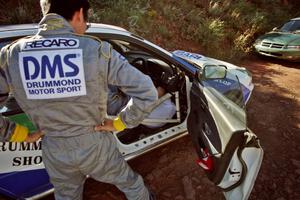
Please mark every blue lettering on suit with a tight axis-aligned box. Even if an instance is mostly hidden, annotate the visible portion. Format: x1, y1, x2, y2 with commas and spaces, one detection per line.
23, 54, 79, 80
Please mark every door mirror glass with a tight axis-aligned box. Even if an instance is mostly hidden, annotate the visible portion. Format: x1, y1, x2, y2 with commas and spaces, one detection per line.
272, 27, 279, 32
200, 65, 227, 80
293, 30, 300, 34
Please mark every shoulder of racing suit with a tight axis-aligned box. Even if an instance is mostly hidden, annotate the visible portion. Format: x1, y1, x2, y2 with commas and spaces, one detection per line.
71, 33, 112, 60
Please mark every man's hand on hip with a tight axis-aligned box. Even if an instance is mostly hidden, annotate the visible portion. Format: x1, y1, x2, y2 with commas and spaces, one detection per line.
94, 119, 116, 132
25, 131, 44, 143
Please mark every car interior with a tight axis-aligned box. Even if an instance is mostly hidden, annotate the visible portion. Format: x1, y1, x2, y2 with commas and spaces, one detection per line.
106, 39, 189, 145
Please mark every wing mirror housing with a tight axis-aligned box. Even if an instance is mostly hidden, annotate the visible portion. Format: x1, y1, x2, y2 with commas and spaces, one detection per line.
293, 30, 300, 34
198, 65, 227, 81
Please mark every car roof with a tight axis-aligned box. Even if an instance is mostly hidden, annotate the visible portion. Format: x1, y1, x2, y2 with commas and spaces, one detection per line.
0, 23, 130, 38
291, 17, 300, 21
0, 23, 127, 32
0, 24, 39, 32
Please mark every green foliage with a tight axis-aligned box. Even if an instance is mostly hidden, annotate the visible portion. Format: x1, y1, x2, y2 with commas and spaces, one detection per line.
157, 25, 172, 39
160, 0, 296, 61
0, 0, 297, 62
89, 0, 152, 35
0, 0, 40, 25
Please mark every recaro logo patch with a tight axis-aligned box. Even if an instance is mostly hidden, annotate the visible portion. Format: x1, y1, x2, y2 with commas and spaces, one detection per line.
19, 49, 87, 99
22, 38, 79, 50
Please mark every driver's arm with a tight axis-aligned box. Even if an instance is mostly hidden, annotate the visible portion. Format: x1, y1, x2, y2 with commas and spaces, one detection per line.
106, 44, 158, 129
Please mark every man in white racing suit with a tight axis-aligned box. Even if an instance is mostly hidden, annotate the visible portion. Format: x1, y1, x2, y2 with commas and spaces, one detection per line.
0, 0, 158, 199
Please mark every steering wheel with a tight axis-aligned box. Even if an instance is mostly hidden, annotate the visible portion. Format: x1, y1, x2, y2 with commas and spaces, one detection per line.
131, 57, 150, 75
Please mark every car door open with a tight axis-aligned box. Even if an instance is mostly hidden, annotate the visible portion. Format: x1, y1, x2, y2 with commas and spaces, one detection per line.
187, 65, 263, 200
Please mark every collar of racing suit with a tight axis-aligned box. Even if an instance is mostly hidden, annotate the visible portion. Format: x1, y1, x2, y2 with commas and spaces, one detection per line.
37, 13, 75, 35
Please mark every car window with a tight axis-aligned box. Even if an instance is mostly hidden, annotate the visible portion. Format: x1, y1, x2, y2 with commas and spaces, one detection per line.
110, 40, 141, 52
202, 65, 245, 109
280, 20, 300, 32
202, 69, 246, 127
109, 39, 172, 67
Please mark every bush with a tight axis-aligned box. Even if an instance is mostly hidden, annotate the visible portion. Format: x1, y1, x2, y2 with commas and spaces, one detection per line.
89, 0, 152, 35
0, 0, 40, 25
0, 0, 297, 62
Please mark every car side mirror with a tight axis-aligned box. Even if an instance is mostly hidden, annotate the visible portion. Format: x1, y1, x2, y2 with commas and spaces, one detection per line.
293, 30, 300, 34
199, 65, 227, 80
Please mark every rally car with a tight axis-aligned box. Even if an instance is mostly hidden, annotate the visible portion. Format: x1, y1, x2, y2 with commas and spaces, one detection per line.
0, 23, 263, 200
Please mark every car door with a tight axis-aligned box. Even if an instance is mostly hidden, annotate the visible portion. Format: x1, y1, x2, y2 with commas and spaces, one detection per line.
187, 65, 263, 200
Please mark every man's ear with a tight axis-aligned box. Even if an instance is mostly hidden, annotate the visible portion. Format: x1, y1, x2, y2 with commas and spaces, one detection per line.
79, 8, 85, 22
70, 9, 83, 24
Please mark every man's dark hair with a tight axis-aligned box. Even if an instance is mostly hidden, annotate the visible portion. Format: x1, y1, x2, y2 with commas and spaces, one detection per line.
40, 0, 90, 21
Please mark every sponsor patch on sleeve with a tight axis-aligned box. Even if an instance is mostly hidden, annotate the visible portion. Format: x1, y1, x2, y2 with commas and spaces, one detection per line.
19, 49, 87, 99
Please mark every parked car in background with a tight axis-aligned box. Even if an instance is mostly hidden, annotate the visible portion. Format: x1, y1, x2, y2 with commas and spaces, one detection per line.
254, 17, 300, 61
0, 23, 263, 200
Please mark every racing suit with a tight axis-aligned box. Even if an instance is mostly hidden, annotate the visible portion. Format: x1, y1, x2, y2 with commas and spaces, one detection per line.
0, 14, 158, 200
0, 114, 29, 142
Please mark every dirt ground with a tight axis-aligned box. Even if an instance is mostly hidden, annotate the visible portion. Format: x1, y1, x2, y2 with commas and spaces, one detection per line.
40, 55, 300, 200
1, 55, 299, 200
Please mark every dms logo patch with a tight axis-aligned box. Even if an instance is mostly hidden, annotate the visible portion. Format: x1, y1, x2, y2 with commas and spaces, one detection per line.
19, 49, 87, 99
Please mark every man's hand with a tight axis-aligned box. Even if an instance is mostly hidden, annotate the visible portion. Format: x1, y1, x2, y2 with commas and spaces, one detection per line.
25, 131, 43, 143
94, 119, 116, 132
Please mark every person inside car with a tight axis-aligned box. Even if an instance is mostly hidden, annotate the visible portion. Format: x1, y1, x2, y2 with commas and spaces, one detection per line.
107, 84, 176, 129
